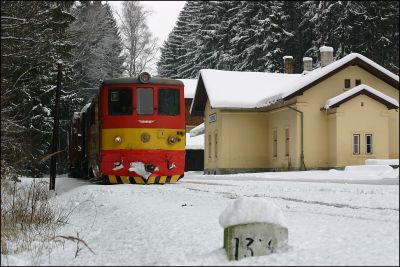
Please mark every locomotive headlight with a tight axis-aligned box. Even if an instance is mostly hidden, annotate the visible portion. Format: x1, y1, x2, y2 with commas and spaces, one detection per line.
114, 136, 122, 144
168, 136, 177, 144
141, 132, 150, 143
138, 72, 151, 83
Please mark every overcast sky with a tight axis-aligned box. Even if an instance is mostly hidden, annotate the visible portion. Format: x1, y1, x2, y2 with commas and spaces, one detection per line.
107, 1, 185, 74
108, 1, 186, 45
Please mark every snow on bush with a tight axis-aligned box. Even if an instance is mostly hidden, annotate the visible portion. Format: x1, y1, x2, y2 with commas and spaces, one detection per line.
219, 197, 287, 229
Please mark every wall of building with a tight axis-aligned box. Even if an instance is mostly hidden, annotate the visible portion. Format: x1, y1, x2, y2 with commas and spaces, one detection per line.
327, 110, 338, 166
202, 64, 398, 173
331, 95, 390, 166
296, 65, 398, 168
204, 100, 270, 173
267, 107, 299, 170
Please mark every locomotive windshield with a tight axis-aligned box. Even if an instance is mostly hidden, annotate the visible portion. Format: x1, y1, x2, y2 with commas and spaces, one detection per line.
137, 88, 154, 115
108, 88, 132, 115
158, 88, 180, 115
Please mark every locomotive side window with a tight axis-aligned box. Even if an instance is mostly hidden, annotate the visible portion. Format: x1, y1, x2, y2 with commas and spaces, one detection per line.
137, 88, 154, 115
158, 89, 180, 115
108, 88, 132, 115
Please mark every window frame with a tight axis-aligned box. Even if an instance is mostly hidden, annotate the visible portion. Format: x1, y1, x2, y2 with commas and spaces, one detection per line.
285, 128, 290, 157
344, 79, 351, 89
136, 87, 154, 115
365, 134, 373, 154
355, 79, 362, 86
208, 134, 212, 159
214, 131, 218, 159
273, 129, 278, 158
353, 134, 360, 155
108, 87, 133, 116
157, 88, 181, 116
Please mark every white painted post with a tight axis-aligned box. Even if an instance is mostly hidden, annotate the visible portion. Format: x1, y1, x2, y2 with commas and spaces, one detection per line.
219, 197, 289, 261
224, 222, 288, 261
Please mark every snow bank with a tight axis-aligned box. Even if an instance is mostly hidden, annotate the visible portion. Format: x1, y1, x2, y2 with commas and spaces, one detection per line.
344, 165, 398, 179
383, 168, 399, 179
365, 159, 399, 166
344, 165, 393, 173
219, 197, 287, 229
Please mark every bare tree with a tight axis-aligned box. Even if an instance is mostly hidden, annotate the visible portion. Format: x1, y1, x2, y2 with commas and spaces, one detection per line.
117, 1, 159, 77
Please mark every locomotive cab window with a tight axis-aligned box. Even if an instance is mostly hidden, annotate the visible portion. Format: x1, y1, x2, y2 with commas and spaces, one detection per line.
137, 88, 154, 115
158, 88, 180, 115
108, 88, 132, 115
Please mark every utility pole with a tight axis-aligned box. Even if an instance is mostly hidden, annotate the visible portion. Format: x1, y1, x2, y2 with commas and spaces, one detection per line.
50, 60, 62, 191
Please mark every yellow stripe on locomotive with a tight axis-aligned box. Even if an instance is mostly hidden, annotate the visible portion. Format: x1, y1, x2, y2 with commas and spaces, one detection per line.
101, 128, 185, 151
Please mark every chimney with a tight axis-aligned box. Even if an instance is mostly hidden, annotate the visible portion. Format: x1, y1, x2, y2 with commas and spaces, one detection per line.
283, 56, 293, 74
319, 46, 334, 67
303, 57, 313, 72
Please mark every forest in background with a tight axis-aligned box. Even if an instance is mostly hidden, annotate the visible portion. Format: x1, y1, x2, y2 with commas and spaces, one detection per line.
158, 1, 399, 78
1, 1, 399, 177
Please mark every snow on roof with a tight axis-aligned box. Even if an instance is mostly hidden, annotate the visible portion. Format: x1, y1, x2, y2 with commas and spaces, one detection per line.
189, 122, 204, 137
283, 56, 293, 59
80, 102, 91, 113
199, 69, 301, 109
178, 79, 198, 99
323, 84, 399, 109
256, 53, 399, 108
185, 133, 204, 150
73, 112, 80, 119
303, 57, 312, 62
219, 197, 287, 229
319, 46, 334, 52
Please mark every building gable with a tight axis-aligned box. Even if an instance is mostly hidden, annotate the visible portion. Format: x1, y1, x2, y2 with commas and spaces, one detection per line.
323, 84, 399, 110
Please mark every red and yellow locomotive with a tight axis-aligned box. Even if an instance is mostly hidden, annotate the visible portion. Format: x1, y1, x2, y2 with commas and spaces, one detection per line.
67, 73, 186, 184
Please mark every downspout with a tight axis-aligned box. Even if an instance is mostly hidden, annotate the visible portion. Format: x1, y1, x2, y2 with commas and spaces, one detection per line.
286, 105, 305, 171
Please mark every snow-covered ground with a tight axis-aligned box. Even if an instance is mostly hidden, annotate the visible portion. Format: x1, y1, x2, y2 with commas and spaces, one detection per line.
2, 167, 399, 266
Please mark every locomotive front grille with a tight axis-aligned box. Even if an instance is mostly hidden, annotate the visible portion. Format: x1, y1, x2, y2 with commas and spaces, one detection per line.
103, 174, 183, 184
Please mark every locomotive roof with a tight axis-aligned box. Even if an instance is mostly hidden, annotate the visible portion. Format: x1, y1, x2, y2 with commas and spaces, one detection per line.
101, 77, 184, 86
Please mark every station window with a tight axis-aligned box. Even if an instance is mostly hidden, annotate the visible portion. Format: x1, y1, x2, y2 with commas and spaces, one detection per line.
215, 132, 218, 159
137, 88, 153, 115
158, 88, 180, 115
344, 79, 351, 89
355, 79, 362, 86
353, 134, 360, 155
365, 134, 373, 154
108, 88, 132, 115
208, 134, 212, 159
285, 128, 290, 157
273, 130, 277, 158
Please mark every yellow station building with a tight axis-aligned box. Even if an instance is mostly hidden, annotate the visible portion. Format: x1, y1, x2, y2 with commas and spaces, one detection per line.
190, 47, 399, 174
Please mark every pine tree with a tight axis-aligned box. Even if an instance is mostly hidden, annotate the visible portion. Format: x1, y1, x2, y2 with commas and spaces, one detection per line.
68, 1, 125, 104
1, 1, 75, 176
156, 0, 399, 78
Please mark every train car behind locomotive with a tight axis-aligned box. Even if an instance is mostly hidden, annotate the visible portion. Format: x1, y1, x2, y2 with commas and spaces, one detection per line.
68, 73, 186, 184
